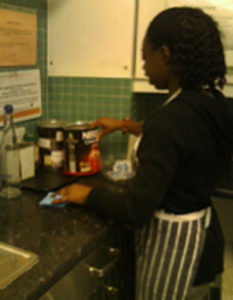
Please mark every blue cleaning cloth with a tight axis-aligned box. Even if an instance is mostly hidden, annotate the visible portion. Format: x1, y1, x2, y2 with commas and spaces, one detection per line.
39, 192, 68, 208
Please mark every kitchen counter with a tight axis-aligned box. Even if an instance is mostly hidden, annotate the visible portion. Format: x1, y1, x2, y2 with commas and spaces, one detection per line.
0, 162, 233, 300
0, 174, 120, 300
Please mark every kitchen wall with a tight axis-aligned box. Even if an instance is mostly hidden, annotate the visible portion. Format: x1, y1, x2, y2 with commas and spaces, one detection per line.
0, 0, 135, 157
132, 93, 167, 121
48, 77, 132, 156
1, 1, 233, 157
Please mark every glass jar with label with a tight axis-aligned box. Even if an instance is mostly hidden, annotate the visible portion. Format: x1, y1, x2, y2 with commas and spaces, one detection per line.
37, 120, 65, 170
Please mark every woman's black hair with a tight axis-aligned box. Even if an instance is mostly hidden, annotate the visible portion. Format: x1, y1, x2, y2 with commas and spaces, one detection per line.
146, 7, 226, 91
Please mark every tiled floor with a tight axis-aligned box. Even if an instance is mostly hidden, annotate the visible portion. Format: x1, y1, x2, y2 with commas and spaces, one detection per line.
221, 242, 233, 300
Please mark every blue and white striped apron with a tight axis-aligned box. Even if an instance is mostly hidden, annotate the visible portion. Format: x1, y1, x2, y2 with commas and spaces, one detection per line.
135, 207, 211, 300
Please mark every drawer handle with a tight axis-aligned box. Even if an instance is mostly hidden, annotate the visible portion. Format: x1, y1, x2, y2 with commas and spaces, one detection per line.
87, 247, 120, 278
88, 266, 103, 277
108, 247, 120, 256
104, 285, 119, 295
88, 251, 120, 278
88, 257, 117, 278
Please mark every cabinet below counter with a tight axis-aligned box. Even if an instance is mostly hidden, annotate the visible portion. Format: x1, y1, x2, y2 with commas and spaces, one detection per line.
214, 162, 233, 200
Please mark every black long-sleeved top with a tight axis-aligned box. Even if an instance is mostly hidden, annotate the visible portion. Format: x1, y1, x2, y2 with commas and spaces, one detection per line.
87, 90, 233, 224
86, 89, 233, 284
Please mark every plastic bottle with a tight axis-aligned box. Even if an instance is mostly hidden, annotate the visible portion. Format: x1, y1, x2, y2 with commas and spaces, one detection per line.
0, 104, 21, 198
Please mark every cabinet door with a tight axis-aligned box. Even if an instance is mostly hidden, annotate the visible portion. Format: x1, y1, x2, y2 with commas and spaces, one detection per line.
212, 196, 233, 242
48, 0, 135, 78
135, 0, 166, 80
135, 0, 233, 87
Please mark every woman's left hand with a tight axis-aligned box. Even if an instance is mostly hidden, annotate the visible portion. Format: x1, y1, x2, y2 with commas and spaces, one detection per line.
52, 184, 93, 205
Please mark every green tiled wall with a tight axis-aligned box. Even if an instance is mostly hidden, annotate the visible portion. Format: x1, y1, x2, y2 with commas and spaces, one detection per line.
132, 92, 168, 121
48, 77, 133, 156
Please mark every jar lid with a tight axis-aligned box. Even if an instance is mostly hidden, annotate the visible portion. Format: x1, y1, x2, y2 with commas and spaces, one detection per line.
38, 120, 66, 129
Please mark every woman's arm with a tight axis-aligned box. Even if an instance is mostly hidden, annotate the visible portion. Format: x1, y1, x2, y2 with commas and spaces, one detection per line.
90, 117, 143, 139
125, 120, 144, 136
52, 113, 179, 227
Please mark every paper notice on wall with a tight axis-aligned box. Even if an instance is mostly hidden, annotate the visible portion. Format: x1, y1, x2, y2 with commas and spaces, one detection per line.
0, 8, 37, 66
167, 0, 233, 50
0, 69, 41, 126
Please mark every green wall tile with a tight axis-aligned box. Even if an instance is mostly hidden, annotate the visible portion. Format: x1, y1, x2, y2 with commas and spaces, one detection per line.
48, 77, 133, 156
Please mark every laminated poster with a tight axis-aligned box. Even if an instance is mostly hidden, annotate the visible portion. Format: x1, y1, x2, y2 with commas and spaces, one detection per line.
0, 8, 37, 66
0, 69, 41, 126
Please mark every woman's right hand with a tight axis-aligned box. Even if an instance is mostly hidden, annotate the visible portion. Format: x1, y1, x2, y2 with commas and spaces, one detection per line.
90, 117, 124, 140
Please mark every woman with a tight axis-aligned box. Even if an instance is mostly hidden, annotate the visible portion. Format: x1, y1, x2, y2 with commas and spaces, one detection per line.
53, 7, 233, 300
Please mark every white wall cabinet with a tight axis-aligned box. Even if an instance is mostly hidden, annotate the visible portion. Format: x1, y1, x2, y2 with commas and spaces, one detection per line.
133, 0, 168, 93
133, 0, 233, 96
134, 0, 166, 80
48, 0, 135, 78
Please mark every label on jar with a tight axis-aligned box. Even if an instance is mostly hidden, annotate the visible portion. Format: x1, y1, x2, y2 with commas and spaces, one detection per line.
56, 131, 64, 142
39, 138, 51, 149
69, 154, 77, 173
64, 126, 100, 175
44, 154, 51, 166
51, 150, 65, 168
79, 161, 91, 173
82, 129, 98, 145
